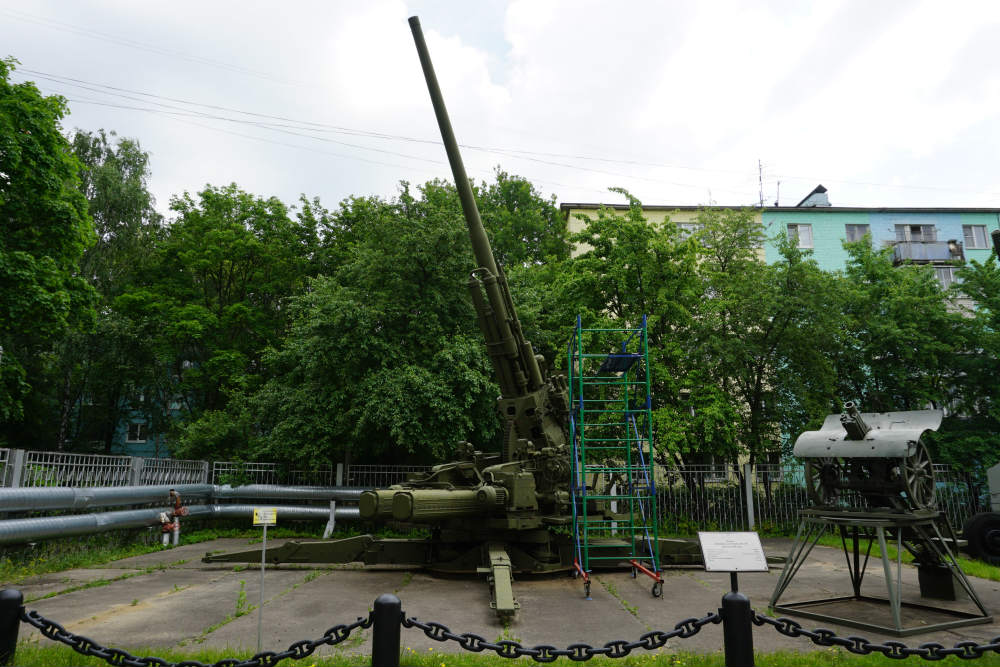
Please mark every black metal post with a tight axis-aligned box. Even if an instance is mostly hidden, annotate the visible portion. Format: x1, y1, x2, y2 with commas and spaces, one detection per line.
721, 583, 755, 667
0, 589, 22, 667
371, 593, 401, 667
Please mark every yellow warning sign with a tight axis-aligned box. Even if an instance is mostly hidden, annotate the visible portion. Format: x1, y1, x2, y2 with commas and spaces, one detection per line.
253, 507, 277, 526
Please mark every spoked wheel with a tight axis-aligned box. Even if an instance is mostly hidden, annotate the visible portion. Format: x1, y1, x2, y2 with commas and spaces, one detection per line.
805, 457, 842, 506
901, 442, 936, 510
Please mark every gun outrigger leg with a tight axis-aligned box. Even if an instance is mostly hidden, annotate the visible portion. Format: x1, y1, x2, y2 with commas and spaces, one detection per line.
480, 543, 519, 619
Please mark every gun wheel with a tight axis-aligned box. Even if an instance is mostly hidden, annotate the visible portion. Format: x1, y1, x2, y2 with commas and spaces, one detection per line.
805, 457, 842, 506
902, 442, 935, 510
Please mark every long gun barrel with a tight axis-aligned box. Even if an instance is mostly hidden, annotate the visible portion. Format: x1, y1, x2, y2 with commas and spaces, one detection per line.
409, 16, 544, 400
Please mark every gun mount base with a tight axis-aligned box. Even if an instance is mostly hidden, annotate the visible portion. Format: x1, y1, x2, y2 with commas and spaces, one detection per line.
770, 508, 991, 636
202, 532, 709, 618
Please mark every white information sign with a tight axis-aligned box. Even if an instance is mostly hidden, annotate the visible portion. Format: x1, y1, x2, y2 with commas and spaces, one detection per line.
698, 531, 768, 572
253, 507, 277, 526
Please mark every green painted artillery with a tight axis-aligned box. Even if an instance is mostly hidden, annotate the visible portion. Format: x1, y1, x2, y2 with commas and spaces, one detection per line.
202, 16, 701, 618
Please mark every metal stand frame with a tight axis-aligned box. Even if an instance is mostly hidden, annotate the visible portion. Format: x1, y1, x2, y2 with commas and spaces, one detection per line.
769, 508, 991, 636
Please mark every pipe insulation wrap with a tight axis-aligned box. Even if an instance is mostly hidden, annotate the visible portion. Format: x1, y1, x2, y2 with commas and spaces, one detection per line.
0, 484, 366, 513
0, 505, 360, 545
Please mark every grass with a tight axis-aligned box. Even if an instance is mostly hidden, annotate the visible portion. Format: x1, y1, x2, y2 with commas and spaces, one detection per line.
22, 559, 189, 603
812, 533, 1000, 582
12, 644, 997, 667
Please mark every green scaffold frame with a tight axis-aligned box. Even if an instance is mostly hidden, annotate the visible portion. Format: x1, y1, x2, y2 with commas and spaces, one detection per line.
568, 315, 659, 582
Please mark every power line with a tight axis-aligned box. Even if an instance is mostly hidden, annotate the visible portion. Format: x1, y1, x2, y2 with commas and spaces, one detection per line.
16, 68, 993, 203
25, 75, 760, 199
0, 8, 300, 86
61, 95, 620, 201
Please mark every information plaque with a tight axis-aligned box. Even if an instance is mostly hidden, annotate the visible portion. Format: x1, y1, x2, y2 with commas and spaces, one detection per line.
253, 507, 277, 526
698, 531, 768, 572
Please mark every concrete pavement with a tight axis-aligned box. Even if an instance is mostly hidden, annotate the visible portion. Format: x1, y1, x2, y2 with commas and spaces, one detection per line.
7, 536, 1000, 661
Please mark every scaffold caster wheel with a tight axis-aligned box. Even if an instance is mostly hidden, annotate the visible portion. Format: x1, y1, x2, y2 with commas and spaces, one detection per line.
631, 566, 637, 578
584, 580, 591, 599
652, 581, 663, 598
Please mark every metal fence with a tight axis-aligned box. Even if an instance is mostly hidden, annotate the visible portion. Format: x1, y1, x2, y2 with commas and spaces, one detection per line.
20, 451, 133, 487
210, 462, 336, 486
139, 458, 209, 485
0, 447, 985, 534
657, 462, 985, 535
655, 465, 748, 532
346, 464, 432, 488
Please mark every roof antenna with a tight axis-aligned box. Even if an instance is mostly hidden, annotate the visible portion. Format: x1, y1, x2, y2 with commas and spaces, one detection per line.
758, 159, 764, 207
774, 180, 781, 207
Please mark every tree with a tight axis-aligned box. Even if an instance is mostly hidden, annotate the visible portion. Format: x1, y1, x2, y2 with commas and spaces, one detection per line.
117, 184, 316, 438
833, 240, 964, 412
223, 183, 499, 465
685, 212, 841, 464
477, 169, 569, 266
0, 58, 95, 440
922, 254, 1000, 490
46, 130, 165, 451
177, 172, 570, 465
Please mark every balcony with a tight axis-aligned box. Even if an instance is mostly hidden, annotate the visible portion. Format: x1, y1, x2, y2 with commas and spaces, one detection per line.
892, 241, 964, 265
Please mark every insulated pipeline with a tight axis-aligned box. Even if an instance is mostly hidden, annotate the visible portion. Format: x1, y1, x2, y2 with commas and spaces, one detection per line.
0, 504, 360, 545
0, 484, 366, 513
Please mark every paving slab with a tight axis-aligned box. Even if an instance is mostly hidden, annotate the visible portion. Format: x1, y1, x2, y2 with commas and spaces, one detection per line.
12, 536, 1000, 661
24, 565, 308, 648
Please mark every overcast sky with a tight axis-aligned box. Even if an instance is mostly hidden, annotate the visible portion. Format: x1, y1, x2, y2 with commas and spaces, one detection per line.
4, 0, 1000, 217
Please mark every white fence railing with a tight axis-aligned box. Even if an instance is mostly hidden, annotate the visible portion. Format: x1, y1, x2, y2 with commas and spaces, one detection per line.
0, 449, 986, 533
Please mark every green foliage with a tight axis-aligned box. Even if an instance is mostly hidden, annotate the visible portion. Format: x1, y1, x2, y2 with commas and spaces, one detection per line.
241, 182, 500, 465
833, 240, 965, 412
954, 255, 1000, 423
559, 198, 842, 465
0, 58, 96, 432
51, 129, 164, 452
477, 168, 569, 266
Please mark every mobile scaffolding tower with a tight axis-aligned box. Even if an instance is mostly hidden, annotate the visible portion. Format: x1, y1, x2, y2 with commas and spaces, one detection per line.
569, 315, 661, 598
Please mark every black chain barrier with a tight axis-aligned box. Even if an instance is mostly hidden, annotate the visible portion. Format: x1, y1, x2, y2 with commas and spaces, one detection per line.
401, 610, 721, 662
753, 611, 1000, 660
20, 607, 373, 667
22, 598, 1000, 666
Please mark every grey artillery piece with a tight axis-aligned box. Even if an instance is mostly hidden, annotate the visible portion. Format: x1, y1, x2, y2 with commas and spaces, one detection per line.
203, 16, 701, 618
795, 401, 943, 511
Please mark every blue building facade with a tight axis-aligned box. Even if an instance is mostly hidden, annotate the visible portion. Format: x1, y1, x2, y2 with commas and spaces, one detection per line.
763, 207, 999, 285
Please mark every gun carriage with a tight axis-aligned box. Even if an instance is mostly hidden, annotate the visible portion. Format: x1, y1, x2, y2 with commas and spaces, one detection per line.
797, 401, 941, 511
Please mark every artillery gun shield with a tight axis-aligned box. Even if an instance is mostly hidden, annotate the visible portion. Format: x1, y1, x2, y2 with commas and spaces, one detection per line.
794, 402, 943, 511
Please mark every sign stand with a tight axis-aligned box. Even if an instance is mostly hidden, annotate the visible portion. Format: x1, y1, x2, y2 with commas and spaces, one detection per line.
699, 531, 768, 667
252, 507, 277, 653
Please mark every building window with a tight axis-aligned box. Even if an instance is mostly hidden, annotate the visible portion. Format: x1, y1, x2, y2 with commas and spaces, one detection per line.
895, 224, 936, 242
963, 225, 990, 249
787, 224, 813, 248
845, 224, 870, 242
678, 222, 702, 240
126, 422, 147, 443
934, 266, 958, 289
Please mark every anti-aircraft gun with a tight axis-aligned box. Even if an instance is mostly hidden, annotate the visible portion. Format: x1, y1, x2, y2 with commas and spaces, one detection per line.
203, 17, 700, 618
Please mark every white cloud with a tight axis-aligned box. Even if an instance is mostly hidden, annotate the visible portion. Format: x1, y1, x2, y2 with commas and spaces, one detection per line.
3, 0, 999, 211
